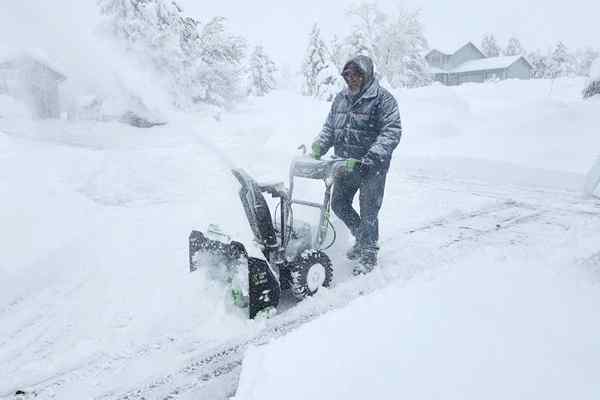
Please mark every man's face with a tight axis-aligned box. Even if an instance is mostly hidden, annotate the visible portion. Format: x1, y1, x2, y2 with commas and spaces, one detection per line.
343, 68, 364, 95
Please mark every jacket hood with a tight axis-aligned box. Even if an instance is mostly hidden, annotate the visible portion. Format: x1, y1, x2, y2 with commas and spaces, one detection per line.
343, 55, 374, 85
342, 55, 376, 98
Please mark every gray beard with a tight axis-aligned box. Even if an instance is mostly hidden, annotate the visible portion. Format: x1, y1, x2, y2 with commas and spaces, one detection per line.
349, 84, 361, 96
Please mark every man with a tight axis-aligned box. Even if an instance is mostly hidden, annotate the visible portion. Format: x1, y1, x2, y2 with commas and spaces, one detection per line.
311, 55, 401, 274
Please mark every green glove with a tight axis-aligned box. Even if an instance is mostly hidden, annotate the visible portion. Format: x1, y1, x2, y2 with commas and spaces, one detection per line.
345, 158, 361, 173
311, 142, 321, 160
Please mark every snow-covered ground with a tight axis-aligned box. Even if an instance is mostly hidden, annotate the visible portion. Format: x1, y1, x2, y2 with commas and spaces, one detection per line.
236, 250, 600, 400
1, 77, 599, 399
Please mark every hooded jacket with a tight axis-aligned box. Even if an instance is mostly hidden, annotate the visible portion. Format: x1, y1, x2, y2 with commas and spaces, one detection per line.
315, 55, 402, 172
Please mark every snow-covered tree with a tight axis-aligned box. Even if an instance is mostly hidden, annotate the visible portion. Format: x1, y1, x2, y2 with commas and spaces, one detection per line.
527, 50, 549, 79
503, 37, 525, 56
574, 47, 600, 77
191, 17, 247, 106
97, 0, 246, 108
318, 63, 345, 102
301, 23, 328, 97
345, 2, 430, 88
481, 34, 501, 57
300, 3, 430, 93
345, 3, 384, 58
389, 10, 431, 88
546, 41, 576, 78
247, 45, 277, 96
329, 35, 351, 72
583, 58, 600, 99
301, 23, 341, 101
345, 30, 371, 60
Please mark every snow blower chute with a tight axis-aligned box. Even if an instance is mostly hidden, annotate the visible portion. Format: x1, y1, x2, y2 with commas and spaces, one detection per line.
189, 155, 352, 318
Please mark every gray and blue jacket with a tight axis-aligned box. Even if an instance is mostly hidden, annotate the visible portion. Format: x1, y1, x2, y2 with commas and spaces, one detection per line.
315, 55, 402, 172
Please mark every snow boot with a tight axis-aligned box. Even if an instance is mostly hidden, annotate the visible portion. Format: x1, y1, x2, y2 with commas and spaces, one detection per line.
353, 248, 377, 276
346, 242, 362, 260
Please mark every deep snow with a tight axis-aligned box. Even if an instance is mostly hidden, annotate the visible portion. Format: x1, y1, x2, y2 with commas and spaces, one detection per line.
235, 250, 600, 400
1, 77, 599, 398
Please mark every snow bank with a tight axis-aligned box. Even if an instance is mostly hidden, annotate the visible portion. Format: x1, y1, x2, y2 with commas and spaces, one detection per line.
235, 251, 600, 400
0, 46, 65, 78
399, 77, 598, 174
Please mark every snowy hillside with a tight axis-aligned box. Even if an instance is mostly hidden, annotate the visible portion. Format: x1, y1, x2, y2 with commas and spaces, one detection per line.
1, 77, 600, 399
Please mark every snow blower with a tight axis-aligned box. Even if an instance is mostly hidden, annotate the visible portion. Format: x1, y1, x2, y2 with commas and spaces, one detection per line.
189, 154, 353, 318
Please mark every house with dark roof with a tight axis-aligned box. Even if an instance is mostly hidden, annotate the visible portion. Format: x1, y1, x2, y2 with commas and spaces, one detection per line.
0, 52, 66, 118
426, 42, 532, 86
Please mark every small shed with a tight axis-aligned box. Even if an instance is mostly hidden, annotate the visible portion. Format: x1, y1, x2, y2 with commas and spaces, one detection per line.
0, 52, 66, 118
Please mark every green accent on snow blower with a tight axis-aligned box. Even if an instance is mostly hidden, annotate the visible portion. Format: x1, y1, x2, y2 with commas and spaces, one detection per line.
231, 288, 247, 308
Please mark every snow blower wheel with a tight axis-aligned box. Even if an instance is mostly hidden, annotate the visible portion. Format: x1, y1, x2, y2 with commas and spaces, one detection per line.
290, 250, 333, 300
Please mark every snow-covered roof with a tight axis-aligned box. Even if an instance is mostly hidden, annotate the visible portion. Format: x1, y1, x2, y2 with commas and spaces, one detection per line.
454, 42, 485, 58
426, 48, 449, 57
450, 55, 526, 73
0, 46, 66, 81
428, 42, 484, 59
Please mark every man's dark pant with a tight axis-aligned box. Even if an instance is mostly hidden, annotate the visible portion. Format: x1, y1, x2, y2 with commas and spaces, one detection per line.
331, 170, 387, 251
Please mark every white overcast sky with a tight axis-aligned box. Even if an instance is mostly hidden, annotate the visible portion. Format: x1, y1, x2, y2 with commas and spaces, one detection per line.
1, 0, 598, 71
179, 0, 599, 68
